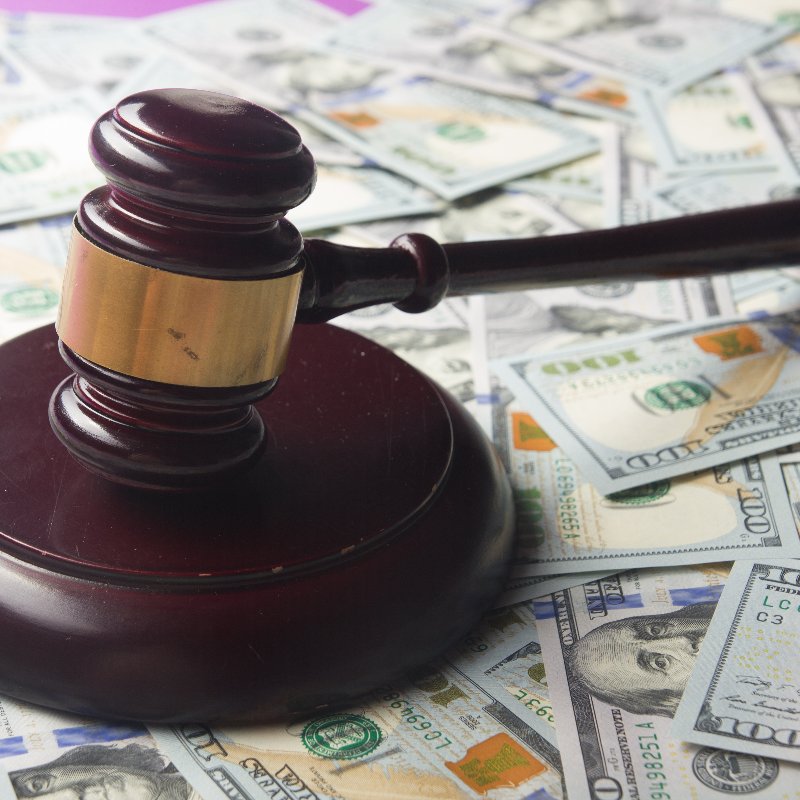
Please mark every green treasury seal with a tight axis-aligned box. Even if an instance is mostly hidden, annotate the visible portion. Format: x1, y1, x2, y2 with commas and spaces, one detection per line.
1, 286, 58, 316
644, 380, 711, 412
302, 713, 383, 760
606, 480, 671, 506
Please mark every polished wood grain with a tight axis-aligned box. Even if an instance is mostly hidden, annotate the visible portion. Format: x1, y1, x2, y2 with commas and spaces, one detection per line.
300, 199, 800, 320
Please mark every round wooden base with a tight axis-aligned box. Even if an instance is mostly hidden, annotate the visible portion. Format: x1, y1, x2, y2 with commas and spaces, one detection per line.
0, 324, 514, 722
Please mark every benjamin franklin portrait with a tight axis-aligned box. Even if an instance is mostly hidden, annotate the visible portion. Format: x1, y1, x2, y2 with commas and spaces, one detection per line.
565, 601, 716, 717
9, 743, 198, 800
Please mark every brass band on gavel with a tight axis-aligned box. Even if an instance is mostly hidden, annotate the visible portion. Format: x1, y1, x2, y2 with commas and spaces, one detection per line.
57, 223, 304, 388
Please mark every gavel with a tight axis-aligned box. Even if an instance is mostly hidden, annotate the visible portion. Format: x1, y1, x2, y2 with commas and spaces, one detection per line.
51, 89, 800, 491
0, 88, 797, 723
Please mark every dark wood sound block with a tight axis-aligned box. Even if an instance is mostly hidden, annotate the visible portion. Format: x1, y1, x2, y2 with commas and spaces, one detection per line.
0, 323, 514, 722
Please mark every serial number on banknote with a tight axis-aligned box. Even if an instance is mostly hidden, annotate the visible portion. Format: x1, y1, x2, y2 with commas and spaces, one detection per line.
380, 689, 454, 749
636, 726, 670, 800
511, 688, 555, 723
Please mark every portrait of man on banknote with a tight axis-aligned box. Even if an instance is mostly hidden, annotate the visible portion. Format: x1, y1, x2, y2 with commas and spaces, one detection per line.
8, 743, 198, 800
503, 0, 641, 42
485, 292, 673, 358
565, 600, 716, 717
239, 49, 385, 98
442, 37, 568, 83
439, 189, 554, 242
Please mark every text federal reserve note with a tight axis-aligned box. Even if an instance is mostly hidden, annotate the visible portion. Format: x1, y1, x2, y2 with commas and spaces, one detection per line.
536, 565, 800, 799
672, 558, 800, 763
494, 315, 800, 494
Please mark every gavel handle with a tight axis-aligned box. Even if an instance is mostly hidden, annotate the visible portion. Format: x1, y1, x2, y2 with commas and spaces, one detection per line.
298, 198, 800, 323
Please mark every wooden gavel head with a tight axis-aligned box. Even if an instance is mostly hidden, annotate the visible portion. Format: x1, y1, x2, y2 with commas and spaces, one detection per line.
50, 89, 317, 490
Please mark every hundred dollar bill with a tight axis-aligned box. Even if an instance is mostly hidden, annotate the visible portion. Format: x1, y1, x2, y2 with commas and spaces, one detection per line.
0, 91, 102, 226
476, 262, 733, 377
149, 723, 322, 800
633, 70, 798, 176
0, 216, 70, 343
536, 564, 800, 799
652, 168, 800, 217
494, 314, 800, 494
146, 0, 362, 111
287, 164, 438, 232
492, 398, 800, 574
146, 0, 346, 57
207, 39, 393, 115
158, 661, 565, 800
672, 558, 800, 763
325, 4, 633, 121
301, 74, 599, 199
0, 694, 205, 800
495, 3, 795, 95
6, 23, 159, 96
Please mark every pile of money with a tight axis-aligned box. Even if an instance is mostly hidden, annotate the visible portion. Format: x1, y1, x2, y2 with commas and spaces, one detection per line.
2, 0, 800, 798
